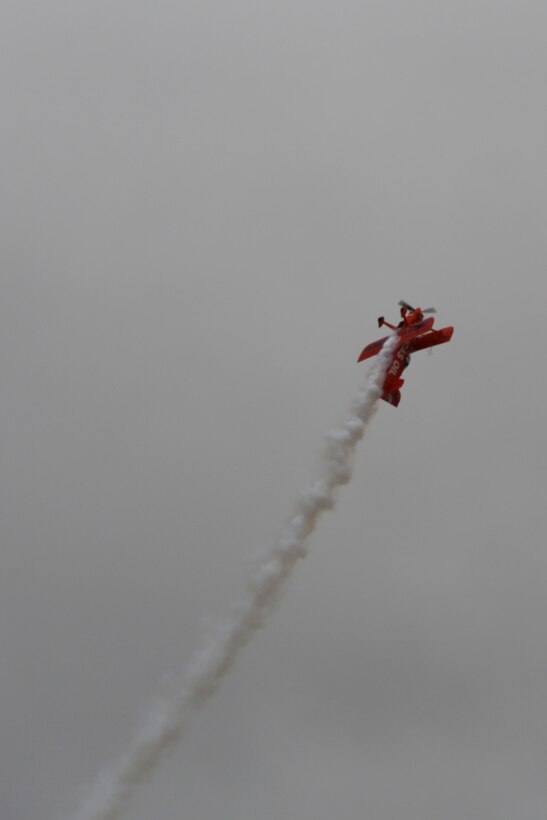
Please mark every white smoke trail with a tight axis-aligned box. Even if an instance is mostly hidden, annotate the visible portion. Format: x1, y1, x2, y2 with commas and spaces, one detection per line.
64, 332, 398, 820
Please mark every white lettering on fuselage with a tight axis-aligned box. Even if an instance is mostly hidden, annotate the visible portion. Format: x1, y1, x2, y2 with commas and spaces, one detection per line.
389, 343, 410, 377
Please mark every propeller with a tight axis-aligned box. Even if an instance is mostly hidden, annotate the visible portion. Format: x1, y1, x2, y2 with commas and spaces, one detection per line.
398, 300, 436, 314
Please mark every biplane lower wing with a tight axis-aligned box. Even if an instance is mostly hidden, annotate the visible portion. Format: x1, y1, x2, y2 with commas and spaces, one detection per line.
409, 325, 454, 353
357, 335, 389, 362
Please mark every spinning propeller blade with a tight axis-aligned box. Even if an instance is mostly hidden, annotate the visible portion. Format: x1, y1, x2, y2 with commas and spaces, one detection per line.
398, 300, 436, 315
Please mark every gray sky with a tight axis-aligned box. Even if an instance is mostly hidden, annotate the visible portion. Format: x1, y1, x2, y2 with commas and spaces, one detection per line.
1, 2, 546, 818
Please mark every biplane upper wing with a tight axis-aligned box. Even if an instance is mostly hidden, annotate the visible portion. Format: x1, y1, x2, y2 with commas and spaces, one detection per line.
357, 335, 390, 362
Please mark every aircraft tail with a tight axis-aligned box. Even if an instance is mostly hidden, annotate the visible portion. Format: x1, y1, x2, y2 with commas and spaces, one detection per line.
382, 389, 402, 407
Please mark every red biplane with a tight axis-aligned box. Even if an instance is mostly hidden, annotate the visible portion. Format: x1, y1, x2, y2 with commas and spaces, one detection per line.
357, 301, 454, 407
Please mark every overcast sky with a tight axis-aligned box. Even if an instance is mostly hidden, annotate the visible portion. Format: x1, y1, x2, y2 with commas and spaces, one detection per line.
1, 2, 546, 819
